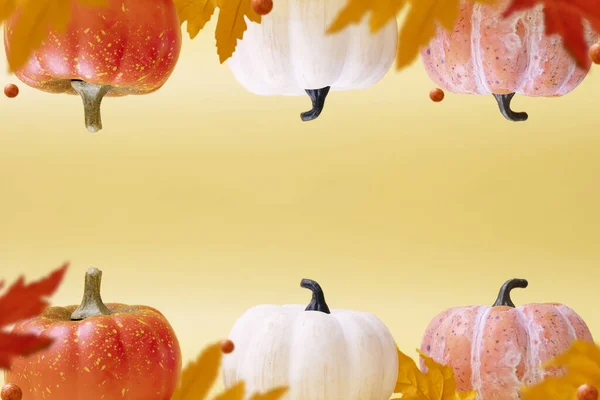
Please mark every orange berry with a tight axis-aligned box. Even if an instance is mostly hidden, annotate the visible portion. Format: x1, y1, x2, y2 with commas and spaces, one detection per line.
1, 384, 23, 400
429, 88, 444, 102
4, 84, 19, 98
577, 384, 599, 400
251, 0, 273, 15
221, 339, 235, 354
590, 43, 600, 65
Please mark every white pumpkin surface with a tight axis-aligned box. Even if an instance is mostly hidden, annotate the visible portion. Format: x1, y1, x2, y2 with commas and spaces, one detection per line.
222, 281, 398, 400
227, 0, 398, 121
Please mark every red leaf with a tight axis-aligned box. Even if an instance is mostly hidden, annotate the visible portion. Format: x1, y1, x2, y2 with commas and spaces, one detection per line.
0, 262, 69, 369
503, 0, 600, 69
0, 262, 69, 327
0, 332, 54, 370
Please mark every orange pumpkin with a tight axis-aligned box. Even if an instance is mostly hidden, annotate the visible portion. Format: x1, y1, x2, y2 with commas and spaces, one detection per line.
421, 0, 597, 122
420, 279, 593, 400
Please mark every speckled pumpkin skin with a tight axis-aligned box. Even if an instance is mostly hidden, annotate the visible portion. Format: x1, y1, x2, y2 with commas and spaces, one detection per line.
3, 0, 181, 97
421, 0, 597, 96
4, 303, 181, 400
420, 303, 593, 400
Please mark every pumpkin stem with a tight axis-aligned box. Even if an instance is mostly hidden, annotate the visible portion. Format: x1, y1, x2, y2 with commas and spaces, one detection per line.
71, 80, 113, 133
492, 278, 528, 307
301, 279, 331, 314
71, 267, 112, 320
301, 87, 330, 122
493, 93, 528, 122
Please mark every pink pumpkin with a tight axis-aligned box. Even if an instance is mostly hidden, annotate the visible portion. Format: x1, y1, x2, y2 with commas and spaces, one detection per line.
421, 0, 597, 122
420, 279, 593, 400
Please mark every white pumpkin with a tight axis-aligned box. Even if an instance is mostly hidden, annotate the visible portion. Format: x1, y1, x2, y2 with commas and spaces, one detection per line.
227, 0, 398, 121
222, 279, 399, 400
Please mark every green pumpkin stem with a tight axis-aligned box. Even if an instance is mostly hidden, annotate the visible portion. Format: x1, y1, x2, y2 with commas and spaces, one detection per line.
301, 279, 331, 314
493, 93, 528, 122
492, 278, 528, 308
71, 267, 112, 320
71, 80, 113, 133
301, 87, 330, 122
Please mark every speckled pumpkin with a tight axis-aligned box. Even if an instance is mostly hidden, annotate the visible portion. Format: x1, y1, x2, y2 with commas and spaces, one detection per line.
420, 279, 593, 400
3, 0, 181, 133
421, 0, 597, 122
4, 268, 182, 400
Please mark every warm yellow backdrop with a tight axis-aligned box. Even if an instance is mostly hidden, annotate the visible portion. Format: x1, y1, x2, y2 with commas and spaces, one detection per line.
1, 20, 600, 392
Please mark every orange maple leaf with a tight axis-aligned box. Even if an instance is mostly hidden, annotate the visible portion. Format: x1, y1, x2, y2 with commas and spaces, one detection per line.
0, 262, 68, 369
503, 0, 600, 69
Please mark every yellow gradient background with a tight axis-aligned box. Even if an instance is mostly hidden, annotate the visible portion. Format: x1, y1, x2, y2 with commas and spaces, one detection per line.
1, 20, 600, 392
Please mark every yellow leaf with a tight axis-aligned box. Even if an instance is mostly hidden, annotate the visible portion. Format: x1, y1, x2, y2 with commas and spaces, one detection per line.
396, 0, 498, 70
248, 387, 289, 400
394, 347, 477, 400
214, 381, 245, 400
520, 376, 579, 400
5, 0, 108, 73
77, 0, 108, 6
454, 390, 477, 400
543, 340, 600, 370
418, 349, 458, 399
327, 0, 408, 34
520, 340, 600, 400
171, 341, 223, 400
6, 0, 71, 72
173, 0, 216, 39
214, 0, 260, 63
0, 0, 17, 24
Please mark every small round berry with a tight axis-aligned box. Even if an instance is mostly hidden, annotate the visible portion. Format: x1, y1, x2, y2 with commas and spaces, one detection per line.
1, 383, 23, 400
251, 0, 273, 15
221, 339, 235, 354
429, 88, 445, 102
577, 384, 599, 400
4, 84, 19, 98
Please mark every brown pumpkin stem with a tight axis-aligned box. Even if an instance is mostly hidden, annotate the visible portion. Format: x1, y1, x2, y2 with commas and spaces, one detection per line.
301, 279, 331, 314
492, 278, 528, 307
71, 267, 112, 320
493, 93, 528, 122
301, 87, 330, 122
71, 80, 113, 133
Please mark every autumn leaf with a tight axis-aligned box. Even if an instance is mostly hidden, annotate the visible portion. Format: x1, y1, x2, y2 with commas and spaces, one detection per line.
395, 347, 477, 400
172, 340, 289, 400
215, 0, 261, 63
171, 341, 223, 400
520, 340, 600, 400
0, 262, 69, 369
5, 0, 108, 72
215, 381, 245, 400
248, 387, 289, 400
328, 0, 500, 70
174, 0, 216, 39
503, 0, 600, 70
396, 0, 499, 69
0, 0, 17, 24
175, 0, 260, 63
213, 381, 288, 400
327, 0, 409, 35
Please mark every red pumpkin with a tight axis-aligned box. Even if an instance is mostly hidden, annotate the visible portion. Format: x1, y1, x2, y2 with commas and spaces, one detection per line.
421, 0, 597, 122
3, 0, 181, 133
420, 279, 593, 400
4, 268, 182, 400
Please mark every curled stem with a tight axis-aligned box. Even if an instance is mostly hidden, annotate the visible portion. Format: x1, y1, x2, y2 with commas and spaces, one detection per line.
301, 87, 330, 122
493, 93, 528, 122
301, 278, 331, 314
492, 278, 528, 307
71, 80, 112, 133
